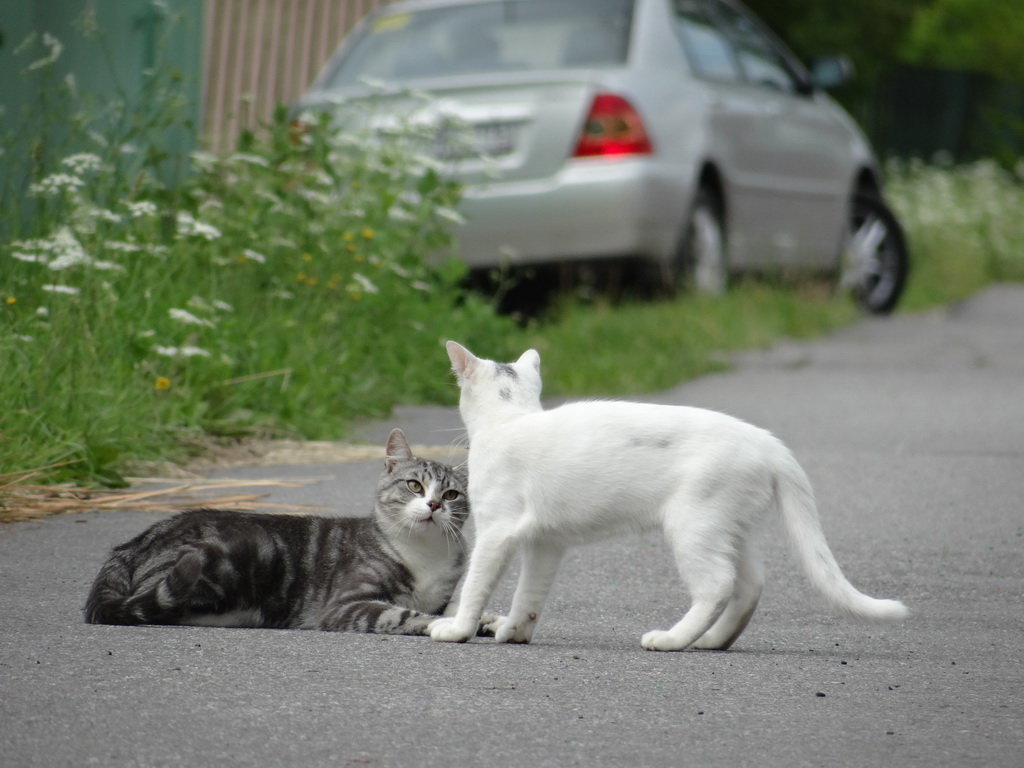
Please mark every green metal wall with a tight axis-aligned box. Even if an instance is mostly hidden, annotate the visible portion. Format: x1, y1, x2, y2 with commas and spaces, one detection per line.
0, 0, 204, 161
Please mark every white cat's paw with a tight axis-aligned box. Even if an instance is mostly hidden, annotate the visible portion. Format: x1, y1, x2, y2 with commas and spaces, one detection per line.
478, 614, 506, 637
494, 612, 538, 644
641, 629, 686, 652
428, 616, 474, 643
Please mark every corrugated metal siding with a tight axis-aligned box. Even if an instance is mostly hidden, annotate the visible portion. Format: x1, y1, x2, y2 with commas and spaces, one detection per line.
202, 0, 391, 152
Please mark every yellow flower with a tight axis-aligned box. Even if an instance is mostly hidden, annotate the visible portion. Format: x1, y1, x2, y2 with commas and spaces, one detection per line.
296, 272, 308, 282
5, 297, 15, 305
361, 227, 375, 239
302, 253, 313, 262
154, 377, 171, 391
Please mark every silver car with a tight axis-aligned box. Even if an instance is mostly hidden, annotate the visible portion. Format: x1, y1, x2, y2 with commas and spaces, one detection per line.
296, 0, 908, 313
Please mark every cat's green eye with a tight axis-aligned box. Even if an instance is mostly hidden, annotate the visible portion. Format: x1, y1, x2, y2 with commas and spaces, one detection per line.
406, 480, 424, 494
442, 489, 460, 501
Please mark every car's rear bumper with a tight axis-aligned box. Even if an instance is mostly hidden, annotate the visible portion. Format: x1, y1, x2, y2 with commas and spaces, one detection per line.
451, 157, 689, 268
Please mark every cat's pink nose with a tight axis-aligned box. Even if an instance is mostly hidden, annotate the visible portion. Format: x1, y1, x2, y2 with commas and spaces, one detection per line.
428, 500, 441, 512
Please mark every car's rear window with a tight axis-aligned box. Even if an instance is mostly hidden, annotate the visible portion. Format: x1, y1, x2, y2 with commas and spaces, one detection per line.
323, 0, 635, 86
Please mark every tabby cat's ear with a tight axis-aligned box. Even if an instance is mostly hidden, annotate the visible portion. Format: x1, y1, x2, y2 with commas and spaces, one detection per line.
446, 340, 479, 380
385, 428, 413, 471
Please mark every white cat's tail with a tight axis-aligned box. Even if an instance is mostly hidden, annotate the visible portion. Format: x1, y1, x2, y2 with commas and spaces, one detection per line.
773, 452, 908, 622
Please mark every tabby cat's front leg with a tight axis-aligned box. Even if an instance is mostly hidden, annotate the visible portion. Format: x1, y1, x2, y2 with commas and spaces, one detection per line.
319, 599, 435, 635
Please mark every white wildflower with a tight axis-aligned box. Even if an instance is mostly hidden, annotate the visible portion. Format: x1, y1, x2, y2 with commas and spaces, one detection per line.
92, 260, 124, 272
81, 205, 121, 224
229, 153, 270, 167
103, 240, 142, 253
26, 32, 63, 71
126, 200, 158, 218
41, 284, 80, 295
61, 153, 104, 174
190, 150, 218, 171
29, 173, 85, 197
388, 263, 411, 278
16, 335, 35, 342
169, 308, 216, 327
47, 228, 91, 270
212, 300, 234, 312
351, 273, 379, 294
241, 248, 266, 263
175, 211, 221, 241
186, 295, 213, 313
198, 198, 223, 214
387, 206, 417, 222
412, 153, 443, 171
36, 307, 49, 317
11, 252, 43, 263
154, 345, 210, 358
436, 206, 466, 225
411, 281, 432, 292
297, 188, 334, 205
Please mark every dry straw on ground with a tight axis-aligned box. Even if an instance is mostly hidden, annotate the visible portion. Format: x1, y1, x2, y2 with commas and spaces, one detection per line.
0, 441, 467, 524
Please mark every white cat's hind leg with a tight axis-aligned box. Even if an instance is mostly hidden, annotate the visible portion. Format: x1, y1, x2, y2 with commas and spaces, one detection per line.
642, 510, 737, 652
641, 590, 731, 651
691, 547, 764, 650
496, 541, 565, 644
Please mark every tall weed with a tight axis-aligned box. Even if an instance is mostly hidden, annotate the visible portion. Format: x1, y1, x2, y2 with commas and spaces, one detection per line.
0, 30, 512, 485
886, 159, 1024, 309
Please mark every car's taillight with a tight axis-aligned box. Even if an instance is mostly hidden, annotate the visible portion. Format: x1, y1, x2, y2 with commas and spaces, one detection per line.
572, 93, 654, 158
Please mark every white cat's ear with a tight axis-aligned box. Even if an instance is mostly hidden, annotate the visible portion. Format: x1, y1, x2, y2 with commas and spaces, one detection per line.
446, 340, 479, 380
517, 348, 541, 373
385, 428, 413, 471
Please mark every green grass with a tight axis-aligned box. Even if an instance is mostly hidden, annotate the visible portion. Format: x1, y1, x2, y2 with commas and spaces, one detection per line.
524, 282, 857, 396
2, 27, 1022, 489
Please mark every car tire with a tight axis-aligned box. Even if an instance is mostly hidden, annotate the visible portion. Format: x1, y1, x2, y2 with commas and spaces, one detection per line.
675, 187, 727, 296
842, 192, 909, 315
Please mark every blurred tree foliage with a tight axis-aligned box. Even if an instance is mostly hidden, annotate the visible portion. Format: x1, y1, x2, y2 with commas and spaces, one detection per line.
743, 0, 1021, 114
901, 0, 1024, 85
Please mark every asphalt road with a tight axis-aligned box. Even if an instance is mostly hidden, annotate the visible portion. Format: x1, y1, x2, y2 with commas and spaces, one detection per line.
2, 285, 1023, 767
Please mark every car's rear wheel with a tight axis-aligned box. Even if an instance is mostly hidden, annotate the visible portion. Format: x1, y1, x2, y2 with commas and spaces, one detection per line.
842, 192, 909, 314
675, 187, 727, 296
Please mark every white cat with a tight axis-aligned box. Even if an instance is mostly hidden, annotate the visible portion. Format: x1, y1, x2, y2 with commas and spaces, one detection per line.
429, 341, 908, 651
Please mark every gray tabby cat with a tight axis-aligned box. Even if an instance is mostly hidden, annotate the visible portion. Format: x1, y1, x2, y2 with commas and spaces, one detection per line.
85, 429, 482, 636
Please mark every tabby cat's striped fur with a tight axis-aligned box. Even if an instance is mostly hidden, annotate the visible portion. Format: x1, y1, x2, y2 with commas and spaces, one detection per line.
85, 429, 477, 635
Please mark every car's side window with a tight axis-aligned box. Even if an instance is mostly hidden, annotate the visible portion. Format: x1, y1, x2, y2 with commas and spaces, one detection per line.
707, 0, 799, 93
671, 0, 741, 83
